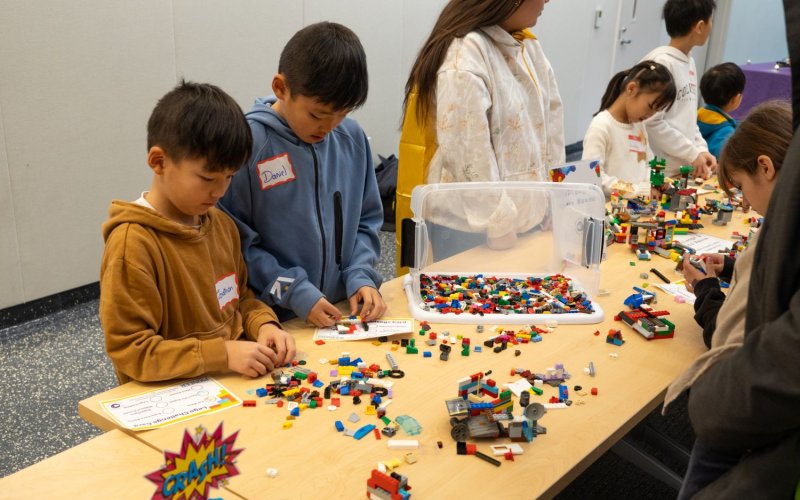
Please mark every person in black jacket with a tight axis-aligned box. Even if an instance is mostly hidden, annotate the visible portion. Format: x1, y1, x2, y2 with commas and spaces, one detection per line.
681, 1, 800, 496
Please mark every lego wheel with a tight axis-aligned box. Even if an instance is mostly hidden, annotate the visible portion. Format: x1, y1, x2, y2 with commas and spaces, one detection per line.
450, 423, 469, 441
524, 403, 546, 421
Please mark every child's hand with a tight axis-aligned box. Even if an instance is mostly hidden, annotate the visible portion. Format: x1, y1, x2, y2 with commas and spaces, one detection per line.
692, 152, 717, 179
224, 340, 278, 378
349, 286, 386, 322
697, 253, 725, 275
307, 297, 341, 327
682, 255, 716, 292
257, 323, 296, 368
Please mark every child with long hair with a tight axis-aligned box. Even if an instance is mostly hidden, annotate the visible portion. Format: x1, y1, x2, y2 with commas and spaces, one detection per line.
662, 101, 794, 499
394, 0, 563, 273
582, 61, 676, 197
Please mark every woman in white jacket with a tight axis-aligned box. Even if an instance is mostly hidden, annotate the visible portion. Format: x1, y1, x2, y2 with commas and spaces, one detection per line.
396, 0, 564, 262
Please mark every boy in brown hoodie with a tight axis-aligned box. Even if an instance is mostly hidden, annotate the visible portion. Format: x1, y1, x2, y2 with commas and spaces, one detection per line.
100, 81, 295, 384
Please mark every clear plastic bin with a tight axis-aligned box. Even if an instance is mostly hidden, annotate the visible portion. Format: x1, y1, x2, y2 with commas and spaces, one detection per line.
402, 182, 606, 324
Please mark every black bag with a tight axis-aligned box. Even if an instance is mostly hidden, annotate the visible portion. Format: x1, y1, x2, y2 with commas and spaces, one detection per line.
374, 154, 398, 232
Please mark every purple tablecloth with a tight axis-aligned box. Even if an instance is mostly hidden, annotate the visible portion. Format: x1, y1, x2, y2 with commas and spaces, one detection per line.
730, 62, 792, 120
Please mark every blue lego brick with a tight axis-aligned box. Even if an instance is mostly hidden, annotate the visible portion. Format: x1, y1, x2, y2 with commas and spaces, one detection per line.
353, 424, 376, 440
335, 420, 344, 432
255, 388, 268, 397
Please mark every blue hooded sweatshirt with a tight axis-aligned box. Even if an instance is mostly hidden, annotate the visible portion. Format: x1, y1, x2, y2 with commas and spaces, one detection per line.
697, 104, 737, 159
219, 96, 383, 321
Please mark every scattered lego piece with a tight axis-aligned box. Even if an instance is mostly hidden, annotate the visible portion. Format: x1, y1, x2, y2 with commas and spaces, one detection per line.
387, 439, 420, 450
591, 387, 598, 396
609, 352, 619, 358
243, 400, 256, 407
353, 424, 376, 440
584, 361, 596, 377
395, 415, 422, 436
265, 468, 279, 478
474, 451, 501, 467
349, 412, 360, 423
490, 444, 524, 456
404, 452, 418, 464
334, 421, 345, 432
282, 421, 293, 429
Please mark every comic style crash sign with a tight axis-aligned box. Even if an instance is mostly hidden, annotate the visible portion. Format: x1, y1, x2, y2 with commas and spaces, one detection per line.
146, 423, 242, 499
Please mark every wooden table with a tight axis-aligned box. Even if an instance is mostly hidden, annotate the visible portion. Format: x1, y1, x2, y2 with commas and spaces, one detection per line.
0, 430, 170, 499
78, 211, 748, 499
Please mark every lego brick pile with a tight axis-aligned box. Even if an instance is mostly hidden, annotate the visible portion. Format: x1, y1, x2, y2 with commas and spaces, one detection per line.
418, 274, 595, 316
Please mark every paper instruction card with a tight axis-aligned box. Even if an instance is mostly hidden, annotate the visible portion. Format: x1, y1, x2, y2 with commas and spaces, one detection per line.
654, 282, 697, 305
314, 318, 414, 341
101, 376, 240, 431
673, 233, 734, 254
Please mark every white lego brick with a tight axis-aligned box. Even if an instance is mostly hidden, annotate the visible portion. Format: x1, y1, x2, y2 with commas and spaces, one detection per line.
490, 444, 524, 456
387, 439, 419, 450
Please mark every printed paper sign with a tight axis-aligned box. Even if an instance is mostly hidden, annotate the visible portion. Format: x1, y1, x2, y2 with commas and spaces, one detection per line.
101, 377, 240, 430
215, 273, 239, 310
145, 423, 242, 499
257, 152, 296, 190
314, 318, 414, 341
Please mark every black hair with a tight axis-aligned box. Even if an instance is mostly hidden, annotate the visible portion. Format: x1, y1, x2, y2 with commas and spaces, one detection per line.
596, 61, 677, 115
663, 0, 716, 38
147, 80, 252, 172
278, 22, 368, 111
403, 0, 522, 126
700, 62, 746, 107
718, 101, 793, 197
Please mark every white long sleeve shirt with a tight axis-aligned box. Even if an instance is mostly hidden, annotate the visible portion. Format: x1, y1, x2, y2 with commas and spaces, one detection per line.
641, 46, 709, 177
428, 25, 565, 185
582, 110, 653, 197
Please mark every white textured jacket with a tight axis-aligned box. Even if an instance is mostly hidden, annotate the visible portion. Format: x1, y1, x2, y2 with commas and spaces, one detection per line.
427, 25, 565, 186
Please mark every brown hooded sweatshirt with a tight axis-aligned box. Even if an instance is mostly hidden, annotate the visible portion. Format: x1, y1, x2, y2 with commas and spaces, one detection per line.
100, 201, 280, 384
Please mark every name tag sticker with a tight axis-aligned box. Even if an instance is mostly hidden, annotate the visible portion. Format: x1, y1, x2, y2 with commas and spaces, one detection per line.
257, 153, 296, 190
215, 273, 239, 310
628, 134, 646, 153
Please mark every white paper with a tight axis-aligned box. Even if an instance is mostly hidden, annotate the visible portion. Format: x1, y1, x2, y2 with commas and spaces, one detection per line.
100, 376, 240, 430
313, 318, 413, 341
654, 283, 697, 305
673, 233, 734, 255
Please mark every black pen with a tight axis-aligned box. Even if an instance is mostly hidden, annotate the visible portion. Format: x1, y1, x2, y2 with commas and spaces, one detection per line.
650, 268, 670, 284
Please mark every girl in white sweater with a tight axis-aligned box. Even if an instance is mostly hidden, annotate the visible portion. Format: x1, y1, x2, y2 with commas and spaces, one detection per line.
582, 61, 676, 198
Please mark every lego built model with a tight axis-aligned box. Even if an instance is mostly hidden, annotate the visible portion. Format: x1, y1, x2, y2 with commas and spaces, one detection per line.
366, 469, 412, 500
617, 308, 675, 340
444, 371, 546, 443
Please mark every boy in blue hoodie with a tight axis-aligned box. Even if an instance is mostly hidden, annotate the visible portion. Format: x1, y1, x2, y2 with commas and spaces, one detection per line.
219, 22, 385, 327
697, 62, 746, 158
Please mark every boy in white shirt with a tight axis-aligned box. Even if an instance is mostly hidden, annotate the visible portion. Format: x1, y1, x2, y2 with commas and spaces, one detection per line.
642, 0, 717, 178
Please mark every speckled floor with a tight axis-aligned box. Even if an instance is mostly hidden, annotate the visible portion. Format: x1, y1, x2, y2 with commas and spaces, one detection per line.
1, 224, 691, 499
0, 299, 117, 477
